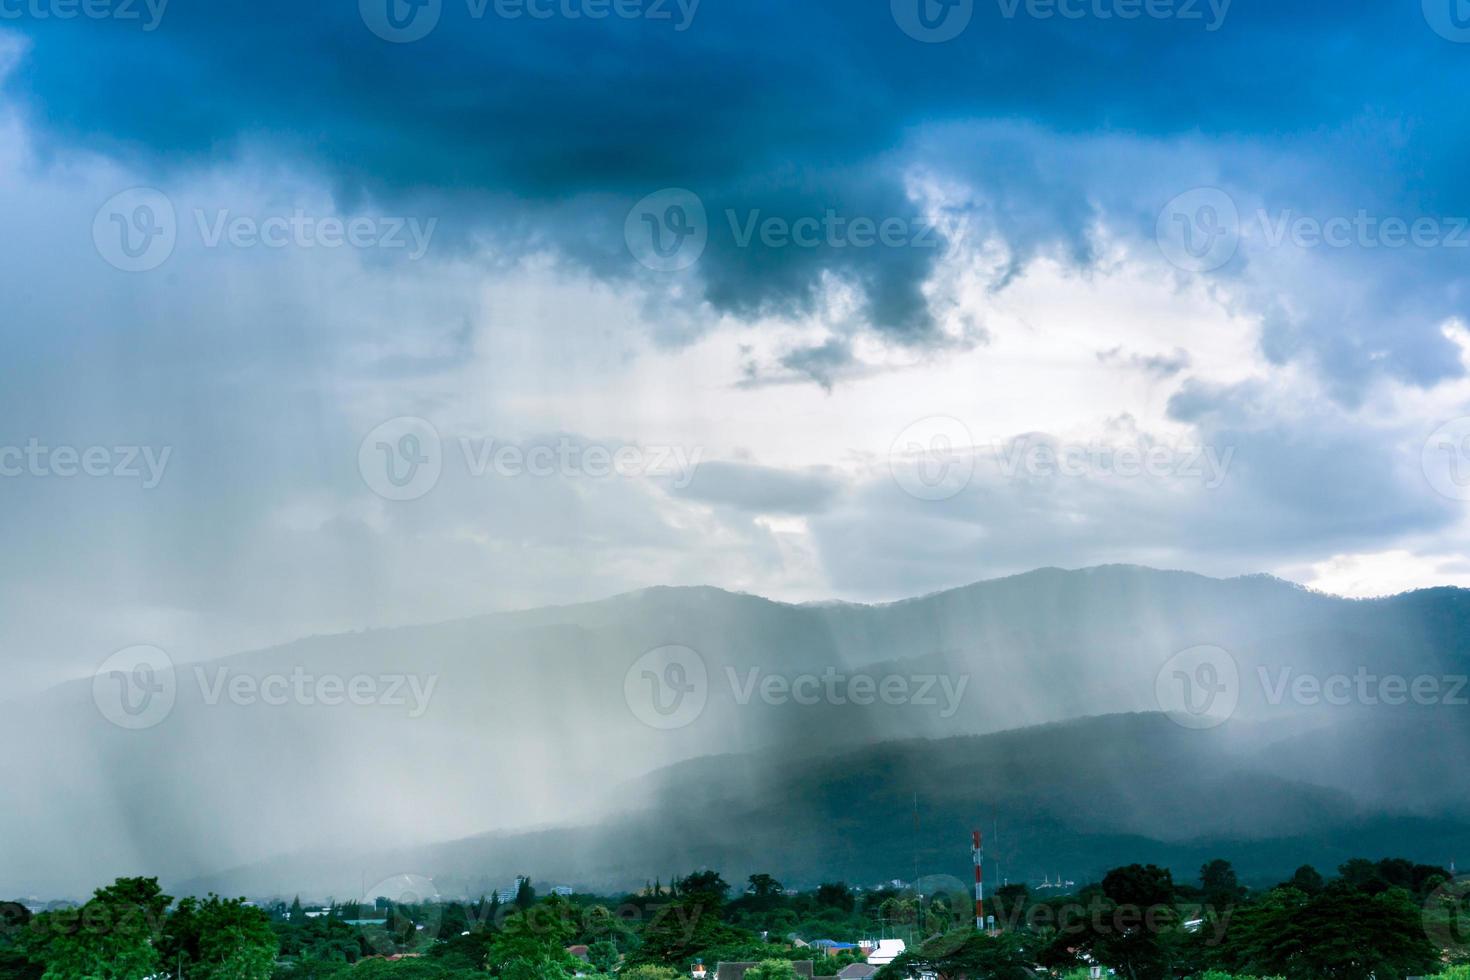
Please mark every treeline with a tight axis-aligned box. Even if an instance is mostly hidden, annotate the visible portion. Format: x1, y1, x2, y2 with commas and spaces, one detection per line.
0, 856, 1466, 979
889, 857, 1463, 980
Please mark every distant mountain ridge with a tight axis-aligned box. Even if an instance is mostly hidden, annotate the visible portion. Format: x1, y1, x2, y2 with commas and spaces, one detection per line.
5, 565, 1469, 897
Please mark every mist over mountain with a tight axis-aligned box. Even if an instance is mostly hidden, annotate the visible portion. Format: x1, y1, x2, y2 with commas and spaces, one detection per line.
4, 565, 1469, 899
179, 712, 1470, 900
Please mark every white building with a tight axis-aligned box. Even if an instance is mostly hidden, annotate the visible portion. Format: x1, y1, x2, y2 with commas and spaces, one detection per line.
865, 939, 906, 967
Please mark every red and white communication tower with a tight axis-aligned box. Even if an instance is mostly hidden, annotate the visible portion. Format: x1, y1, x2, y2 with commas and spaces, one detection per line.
972, 829, 985, 932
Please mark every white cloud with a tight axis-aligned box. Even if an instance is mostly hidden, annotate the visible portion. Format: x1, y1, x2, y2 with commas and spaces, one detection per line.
3, 102, 1469, 696
1292, 548, 1470, 598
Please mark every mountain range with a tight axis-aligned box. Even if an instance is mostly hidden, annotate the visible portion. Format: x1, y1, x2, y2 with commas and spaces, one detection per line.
5, 565, 1468, 899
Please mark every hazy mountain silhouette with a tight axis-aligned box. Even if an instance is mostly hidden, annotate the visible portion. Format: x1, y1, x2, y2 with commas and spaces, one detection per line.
178, 712, 1470, 899
5, 566, 1469, 897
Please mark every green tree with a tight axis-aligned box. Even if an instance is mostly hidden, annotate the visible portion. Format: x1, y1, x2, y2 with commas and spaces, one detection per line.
1200, 860, 1244, 909
746, 875, 784, 910
1283, 865, 1325, 896
624, 870, 753, 969
164, 895, 277, 979
1044, 866, 1183, 980
486, 896, 578, 975
587, 939, 620, 972
618, 968, 680, 980
512, 878, 536, 912
677, 872, 731, 907
1103, 865, 1175, 910
745, 961, 799, 980
29, 877, 169, 980
499, 955, 574, 980
1210, 883, 1437, 979
926, 895, 956, 935
994, 883, 1031, 930
815, 883, 855, 915
878, 931, 1039, 980
1337, 859, 1388, 895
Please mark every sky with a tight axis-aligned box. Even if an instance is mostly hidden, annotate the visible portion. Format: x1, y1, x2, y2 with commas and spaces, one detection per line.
3, 0, 1470, 693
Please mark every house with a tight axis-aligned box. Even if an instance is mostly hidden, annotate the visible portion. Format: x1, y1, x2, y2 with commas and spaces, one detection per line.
566, 945, 591, 962
865, 939, 906, 967
810, 940, 859, 957
716, 961, 817, 980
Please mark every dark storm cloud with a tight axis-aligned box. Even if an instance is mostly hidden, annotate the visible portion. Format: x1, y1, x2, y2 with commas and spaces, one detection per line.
4, 0, 1469, 385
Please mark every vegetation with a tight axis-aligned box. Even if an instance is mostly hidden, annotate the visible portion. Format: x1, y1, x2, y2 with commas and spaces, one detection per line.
0, 855, 1465, 979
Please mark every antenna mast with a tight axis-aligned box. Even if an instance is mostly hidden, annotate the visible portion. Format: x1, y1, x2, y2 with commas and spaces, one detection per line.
972, 829, 985, 933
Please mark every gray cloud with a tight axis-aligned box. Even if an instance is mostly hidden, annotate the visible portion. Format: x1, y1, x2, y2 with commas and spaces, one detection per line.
674, 461, 842, 515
